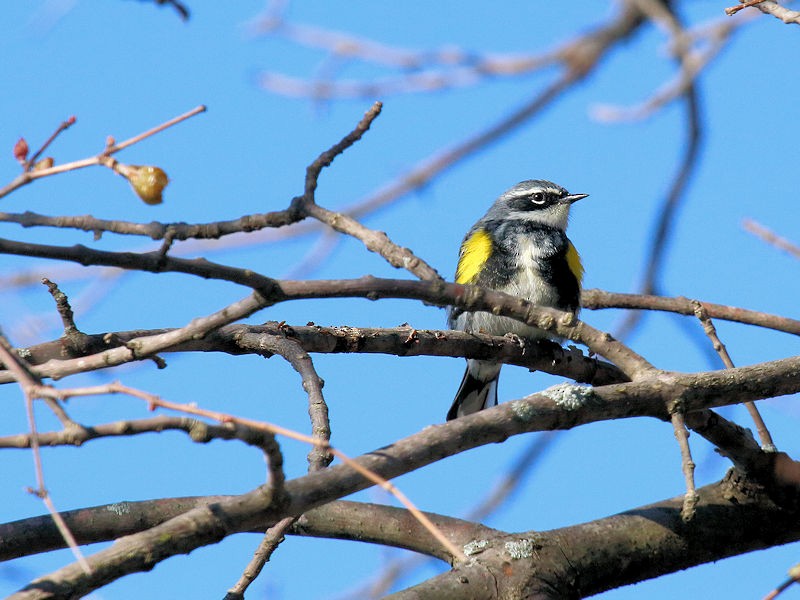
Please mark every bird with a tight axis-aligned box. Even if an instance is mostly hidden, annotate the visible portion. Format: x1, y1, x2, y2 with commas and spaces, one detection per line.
447, 179, 588, 421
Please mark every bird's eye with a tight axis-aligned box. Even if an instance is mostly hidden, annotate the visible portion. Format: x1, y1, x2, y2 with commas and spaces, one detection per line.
531, 192, 546, 205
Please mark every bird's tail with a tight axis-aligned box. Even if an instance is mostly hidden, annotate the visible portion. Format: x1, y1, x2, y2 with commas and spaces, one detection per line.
446, 360, 500, 421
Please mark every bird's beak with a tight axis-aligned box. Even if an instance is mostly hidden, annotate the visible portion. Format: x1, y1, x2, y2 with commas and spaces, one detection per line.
563, 193, 588, 204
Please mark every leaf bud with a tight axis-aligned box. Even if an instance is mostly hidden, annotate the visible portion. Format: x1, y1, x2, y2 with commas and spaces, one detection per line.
13, 138, 29, 164
32, 157, 55, 171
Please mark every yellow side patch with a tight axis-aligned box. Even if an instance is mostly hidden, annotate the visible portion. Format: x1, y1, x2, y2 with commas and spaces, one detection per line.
456, 229, 493, 284
566, 241, 584, 286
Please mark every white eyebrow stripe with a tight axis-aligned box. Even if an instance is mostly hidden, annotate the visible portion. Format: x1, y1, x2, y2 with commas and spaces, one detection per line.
505, 187, 562, 200
505, 190, 533, 200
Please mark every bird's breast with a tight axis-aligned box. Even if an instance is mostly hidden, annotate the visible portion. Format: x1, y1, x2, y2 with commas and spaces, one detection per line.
502, 237, 561, 307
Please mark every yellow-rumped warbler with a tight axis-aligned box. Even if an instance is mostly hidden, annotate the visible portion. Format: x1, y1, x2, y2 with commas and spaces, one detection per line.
447, 179, 587, 420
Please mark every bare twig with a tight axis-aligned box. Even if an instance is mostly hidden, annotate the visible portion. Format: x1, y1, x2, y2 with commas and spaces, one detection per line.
614, 85, 703, 340
260, 335, 331, 470
145, 394, 467, 563
251, 8, 558, 99
41, 278, 79, 335
108, 105, 206, 152
594, 5, 738, 121
0, 205, 306, 242
143, 0, 191, 21
347, 432, 559, 599
727, 0, 769, 14
2, 322, 627, 387
743, 219, 800, 260
582, 289, 800, 336
726, 0, 800, 24
0, 106, 206, 199
85, 383, 289, 493
467, 432, 558, 521
0, 333, 90, 574
224, 517, 297, 600
303, 102, 383, 197
252, 1, 644, 100
691, 300, 775, 450
763, 562, 800, 600
17, 290, 272, 380
290, 5, 645, 231
7, 363, 800, 598
670, 411, 699, 521
24, 116, 77, 169
295, 102, 442, 282
0, 232, 658, 378
0, 414, 283, 451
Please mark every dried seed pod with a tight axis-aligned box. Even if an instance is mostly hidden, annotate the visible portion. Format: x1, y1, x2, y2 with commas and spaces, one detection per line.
126, 165, 169, 205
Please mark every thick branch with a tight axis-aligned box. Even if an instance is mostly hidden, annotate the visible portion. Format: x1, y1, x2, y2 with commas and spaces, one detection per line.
389, 470, 800, 598
3, 323, 626, 387
4, 354, 799, 598
0, 268, 655, 379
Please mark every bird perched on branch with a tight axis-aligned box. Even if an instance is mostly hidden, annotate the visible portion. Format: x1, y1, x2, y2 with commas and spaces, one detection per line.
447, 179, 588, 420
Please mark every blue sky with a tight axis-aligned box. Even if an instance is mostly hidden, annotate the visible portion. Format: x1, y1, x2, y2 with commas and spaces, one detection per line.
1, 2, 799, 598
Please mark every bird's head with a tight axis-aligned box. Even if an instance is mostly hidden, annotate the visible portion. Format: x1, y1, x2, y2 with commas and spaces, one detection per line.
488, 179, 588, 231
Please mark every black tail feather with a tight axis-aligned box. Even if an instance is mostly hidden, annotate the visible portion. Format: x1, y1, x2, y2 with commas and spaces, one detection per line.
447, 365, 500, 421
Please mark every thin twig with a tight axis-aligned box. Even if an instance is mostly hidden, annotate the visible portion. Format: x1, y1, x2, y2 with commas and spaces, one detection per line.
9, 362, 798, 598
283, 229, 340, 278
0, 105, 206, 199
763, 563, 800, 600
2, 322, 627, 387
594, 4, 737, 121
251, 6, 555, 79
0, 205, 306, 242
242, 328, 329, 595
41, 278, 78, 334
349, 432, 559, 599
109, 105, 206, 152
0, 333, 91, 574
0, 414, 282, 451
582, 289, 800, 336
303, 102, 383, 197
670, 411, 699, 521
144, 393, 467, 562
260, 335, 331, 470
297, 103, 442, 282
727, 0, 768, 15
224, 517, 297, 600
252, 2, 641, 100
25, 116, 77, 169
0, 273, 660, 381
691, 300, 775, 450
743, 219, 800, 260
145, 0, 190, 21
94, 383, 287, 495
726, 0, 800, 24
614, 85, 702, 340
15, 290, 272, 380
